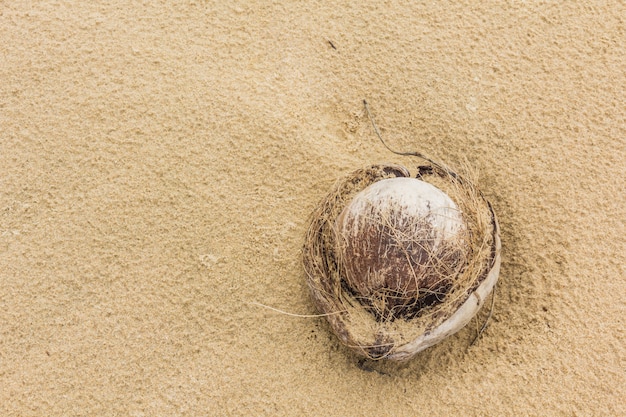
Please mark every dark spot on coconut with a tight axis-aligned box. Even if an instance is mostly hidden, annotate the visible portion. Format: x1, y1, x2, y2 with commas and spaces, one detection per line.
382, 165, 410, 178
416, 165, 434, 178
364, 334, 394, 359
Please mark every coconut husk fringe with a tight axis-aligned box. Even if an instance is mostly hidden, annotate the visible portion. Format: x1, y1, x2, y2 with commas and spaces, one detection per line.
302, 163, 500, 360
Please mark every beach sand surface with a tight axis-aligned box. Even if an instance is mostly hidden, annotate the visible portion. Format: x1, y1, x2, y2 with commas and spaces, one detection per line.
1, 1, 624, 415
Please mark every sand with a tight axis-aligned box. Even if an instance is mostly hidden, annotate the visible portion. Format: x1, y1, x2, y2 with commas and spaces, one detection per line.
1, 1, 624, 415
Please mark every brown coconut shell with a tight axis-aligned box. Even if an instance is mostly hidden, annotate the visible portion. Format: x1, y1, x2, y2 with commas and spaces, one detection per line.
302, 163, 501, 361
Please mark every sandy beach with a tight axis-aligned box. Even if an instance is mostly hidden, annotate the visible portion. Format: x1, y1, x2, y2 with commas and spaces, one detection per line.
1, 1, 624, 415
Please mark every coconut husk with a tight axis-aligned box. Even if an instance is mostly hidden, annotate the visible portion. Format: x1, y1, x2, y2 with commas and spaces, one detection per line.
302, 163, 501, 360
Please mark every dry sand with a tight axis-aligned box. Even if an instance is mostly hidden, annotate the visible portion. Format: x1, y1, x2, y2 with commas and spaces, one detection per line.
1, 1, 624, 415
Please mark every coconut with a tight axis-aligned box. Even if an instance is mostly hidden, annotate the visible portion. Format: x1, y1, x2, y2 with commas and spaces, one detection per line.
302, 163, 501, 361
